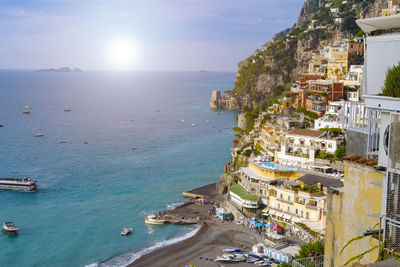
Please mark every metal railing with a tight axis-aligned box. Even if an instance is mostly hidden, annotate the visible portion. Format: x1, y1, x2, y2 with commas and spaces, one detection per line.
292, 255, 324, 267
341, 101, 381, 157
342, 101, 368, 133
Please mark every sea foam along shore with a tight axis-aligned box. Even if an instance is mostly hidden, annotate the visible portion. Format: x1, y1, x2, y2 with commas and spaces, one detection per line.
85, 225, 201, 267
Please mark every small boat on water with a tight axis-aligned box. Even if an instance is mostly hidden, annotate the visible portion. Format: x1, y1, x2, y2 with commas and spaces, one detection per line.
64, 109, 71, 112
131, 147, 139, 150
145, 215, 165, 225
58, 140, 67, 143
155, 109, 160, 112
2, 222, 19, 233
83, 142, 89, 144
34, 133, 44, 137
22, 111, 30, 114
0, 124, 3, 127
0, 177, 37, 192
120, 228, 132, 236
24, 106, 31, 109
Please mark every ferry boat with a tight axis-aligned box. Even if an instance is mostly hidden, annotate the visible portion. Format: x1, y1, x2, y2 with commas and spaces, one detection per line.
0, 177, 37, 192
2, 222, 19, 233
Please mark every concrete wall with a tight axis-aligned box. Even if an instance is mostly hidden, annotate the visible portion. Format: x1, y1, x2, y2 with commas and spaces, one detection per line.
324, 161, 384, 266
345, 130, 368, 158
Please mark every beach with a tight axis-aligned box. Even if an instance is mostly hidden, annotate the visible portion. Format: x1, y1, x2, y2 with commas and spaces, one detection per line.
129, 219, 263, 267
129, 184, 267, 267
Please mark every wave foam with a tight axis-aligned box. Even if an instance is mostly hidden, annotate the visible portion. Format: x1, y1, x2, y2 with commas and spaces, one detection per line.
86, 226, 200, 267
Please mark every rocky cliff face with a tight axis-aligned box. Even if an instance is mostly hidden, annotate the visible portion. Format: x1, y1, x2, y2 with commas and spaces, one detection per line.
211, 0, 381, 110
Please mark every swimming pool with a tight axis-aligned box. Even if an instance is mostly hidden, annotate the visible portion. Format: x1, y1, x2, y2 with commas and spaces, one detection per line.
261, 162, 296, 171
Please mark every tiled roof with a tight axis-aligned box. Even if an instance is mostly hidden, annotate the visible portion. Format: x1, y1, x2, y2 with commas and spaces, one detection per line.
288, 128, 324, 138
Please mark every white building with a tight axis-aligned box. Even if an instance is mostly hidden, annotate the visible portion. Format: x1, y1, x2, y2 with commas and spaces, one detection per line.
315, 114, 342, 130
283, 129, 343, 155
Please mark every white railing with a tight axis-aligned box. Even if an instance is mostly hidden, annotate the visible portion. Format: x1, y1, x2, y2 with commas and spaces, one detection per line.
292, 255, 324, 267
341, 100, 381, 156
341, 101, 368, 133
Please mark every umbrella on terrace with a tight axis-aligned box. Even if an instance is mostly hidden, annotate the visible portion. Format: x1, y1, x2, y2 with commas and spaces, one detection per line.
272, 224, 283, 230
265, 221, 275, 227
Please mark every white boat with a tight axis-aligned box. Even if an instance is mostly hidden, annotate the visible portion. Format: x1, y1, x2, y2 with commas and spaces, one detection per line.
145, 215, 165, 225
120, 228, 132, 236
2, 222, 19, 233
0, 177, 37, 192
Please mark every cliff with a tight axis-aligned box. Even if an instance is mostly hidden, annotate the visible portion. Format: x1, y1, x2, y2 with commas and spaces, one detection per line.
210, 0, 386, 111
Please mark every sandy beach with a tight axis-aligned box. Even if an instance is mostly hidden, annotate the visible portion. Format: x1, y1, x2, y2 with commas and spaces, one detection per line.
129, 220, 264, 267
129, 184, 273, 267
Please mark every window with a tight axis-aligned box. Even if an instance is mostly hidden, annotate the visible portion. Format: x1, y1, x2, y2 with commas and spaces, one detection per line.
287, 206, 290, 212
288, 196, 291, 202
306, 212, 310, 219
278, 203, 280, 209
280, 194, 283, 199
301, 210, 304, 217
328, 144, 332, 148
295, 209, 298, 214
300, 139, 305, 146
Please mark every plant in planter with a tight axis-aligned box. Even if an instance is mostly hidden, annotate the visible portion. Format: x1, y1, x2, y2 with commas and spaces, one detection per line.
381, 61, 400, 98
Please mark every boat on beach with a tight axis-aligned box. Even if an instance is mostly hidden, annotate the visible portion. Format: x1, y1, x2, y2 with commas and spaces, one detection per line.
120, 228, 132, 236
0, 177, 37, 192
145, 215, 165, 225
2, 222, 19, 233
222, 247, 241, 253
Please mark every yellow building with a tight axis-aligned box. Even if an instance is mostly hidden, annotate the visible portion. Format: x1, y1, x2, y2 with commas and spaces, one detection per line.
324, 158, 384, 267
259, 123, 289, 158
382, 0, 399, 16
309, 52, 327, 74
327, 46, 349, 81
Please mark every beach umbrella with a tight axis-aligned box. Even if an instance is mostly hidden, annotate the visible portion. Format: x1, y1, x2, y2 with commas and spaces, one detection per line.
272, 224, 283, 229
265, 222, 275, 227
248, 218, 258, 223
255, 222, 264, 227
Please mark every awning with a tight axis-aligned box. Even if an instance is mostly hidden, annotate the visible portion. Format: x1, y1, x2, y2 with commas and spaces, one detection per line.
269, 210, 276, 216
356, 14, 400, 34
283, 214, 292, 220
275, 211, 284, 218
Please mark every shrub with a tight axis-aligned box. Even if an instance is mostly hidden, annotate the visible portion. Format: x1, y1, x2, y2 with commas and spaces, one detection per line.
381, 62, 400, 98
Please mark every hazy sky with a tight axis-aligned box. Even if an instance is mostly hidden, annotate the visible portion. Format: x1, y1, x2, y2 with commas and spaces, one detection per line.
0, 0, 304, 71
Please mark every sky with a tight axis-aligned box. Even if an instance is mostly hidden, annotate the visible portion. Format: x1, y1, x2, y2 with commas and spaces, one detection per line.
0, 0, 305, 71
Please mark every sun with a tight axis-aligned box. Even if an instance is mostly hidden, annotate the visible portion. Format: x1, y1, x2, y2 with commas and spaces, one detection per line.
107, 40, 137, 70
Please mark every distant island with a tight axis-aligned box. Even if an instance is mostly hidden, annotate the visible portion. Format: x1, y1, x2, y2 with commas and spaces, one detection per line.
35, 67, 83, 73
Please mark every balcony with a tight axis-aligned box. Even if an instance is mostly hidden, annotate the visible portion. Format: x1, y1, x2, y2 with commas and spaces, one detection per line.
305, 205, 319, 211
294, 199, 304, 205
276, 198, 294, 204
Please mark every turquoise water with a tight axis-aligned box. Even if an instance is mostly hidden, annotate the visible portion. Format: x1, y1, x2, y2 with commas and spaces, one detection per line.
0, 71, 238, 267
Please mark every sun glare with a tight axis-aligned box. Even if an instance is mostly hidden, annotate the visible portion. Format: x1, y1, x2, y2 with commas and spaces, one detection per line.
107, 40, 137, 70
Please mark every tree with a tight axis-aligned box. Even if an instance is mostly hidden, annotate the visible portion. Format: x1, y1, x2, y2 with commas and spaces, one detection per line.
381, 61, 400, 98
296, 240, 325, 258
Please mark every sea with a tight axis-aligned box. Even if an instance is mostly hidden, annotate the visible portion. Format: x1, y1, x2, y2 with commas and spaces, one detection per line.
0, 70, 239, 267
